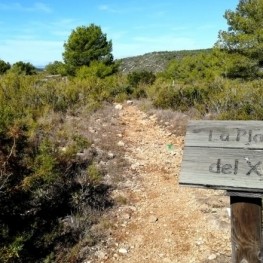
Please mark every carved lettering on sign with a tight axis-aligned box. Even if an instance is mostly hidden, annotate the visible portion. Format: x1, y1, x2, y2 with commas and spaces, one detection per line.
180, 121, 263, 192
209, 159, 239, 175
208, 159, 263, 176
207, 129, 263, 143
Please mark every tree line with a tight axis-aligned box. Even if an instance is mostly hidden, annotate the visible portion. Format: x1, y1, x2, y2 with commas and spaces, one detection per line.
1, 1, 263, 80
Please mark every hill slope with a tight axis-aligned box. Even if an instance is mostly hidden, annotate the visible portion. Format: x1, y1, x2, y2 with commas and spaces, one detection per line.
117, 49, 212, 74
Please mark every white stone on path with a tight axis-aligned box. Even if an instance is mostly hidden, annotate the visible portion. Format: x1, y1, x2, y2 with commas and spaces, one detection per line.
115, 104, 123, 110
118, 248, 128, 254
117, 141, 125, 147
208, 254, 217, 260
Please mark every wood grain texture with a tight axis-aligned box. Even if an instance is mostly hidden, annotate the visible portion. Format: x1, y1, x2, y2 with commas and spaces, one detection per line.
185, 120, 263, 149
180, 120, 263, 192
231, 196, 262, 262
227, 191, 263, 198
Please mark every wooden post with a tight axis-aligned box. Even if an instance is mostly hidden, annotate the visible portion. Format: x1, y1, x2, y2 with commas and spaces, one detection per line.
230, 196, 262, 262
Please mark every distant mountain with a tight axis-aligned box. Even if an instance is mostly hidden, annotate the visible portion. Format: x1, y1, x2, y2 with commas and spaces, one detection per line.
117, 49, 212, 74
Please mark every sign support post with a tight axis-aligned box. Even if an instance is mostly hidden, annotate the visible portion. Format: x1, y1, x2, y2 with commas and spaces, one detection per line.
180, 121, 263, 262
230, 195, 262, 262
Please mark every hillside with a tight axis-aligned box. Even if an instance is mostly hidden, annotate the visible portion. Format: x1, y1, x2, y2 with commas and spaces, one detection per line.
117, 49, 212, 74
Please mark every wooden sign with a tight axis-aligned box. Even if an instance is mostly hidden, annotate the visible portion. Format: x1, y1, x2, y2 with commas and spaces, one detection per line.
180, 120, 263, 262
180, 120, 263, 193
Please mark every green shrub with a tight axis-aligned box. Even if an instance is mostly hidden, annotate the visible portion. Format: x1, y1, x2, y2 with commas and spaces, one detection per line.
76, 61, 117, 79
151, 84, 178, 109
162, 51, 223, 84
150, 81, 208, 112
127, 70, 156, 87
10, 61, 37, 75
45, 61, 67, 76
208, 79, 263, 120
0, 72, 114, 262
0, 59, 11, 75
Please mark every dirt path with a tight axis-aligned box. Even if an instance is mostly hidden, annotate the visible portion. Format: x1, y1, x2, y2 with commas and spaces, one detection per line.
104, 104, 232, 263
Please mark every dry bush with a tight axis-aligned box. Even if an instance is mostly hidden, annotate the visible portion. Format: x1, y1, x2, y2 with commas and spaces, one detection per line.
68, 102, 129, 185
134, 99, 189, 136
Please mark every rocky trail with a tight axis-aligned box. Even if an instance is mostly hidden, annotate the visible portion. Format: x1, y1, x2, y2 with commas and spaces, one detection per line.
88, 103, 232, 263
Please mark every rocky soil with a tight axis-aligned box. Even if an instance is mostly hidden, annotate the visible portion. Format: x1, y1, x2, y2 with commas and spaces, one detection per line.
84, 102, 232, 263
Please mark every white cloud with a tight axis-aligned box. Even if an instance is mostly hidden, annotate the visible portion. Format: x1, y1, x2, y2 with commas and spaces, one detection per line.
2, 18, 78, 42
98, 4, 143, 14
50, 19, 79, 37
34, 2, 52, 13
98, 4, 109, 11
98, 4, 119, 13
0, 2, 52, 13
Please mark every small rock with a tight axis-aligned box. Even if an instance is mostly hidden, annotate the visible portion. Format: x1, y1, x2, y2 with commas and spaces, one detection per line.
99, 160, 107, 165
129, 206, 137, 211
60, 146, 67, 152
76, 152, 85, 157
163, 258, 172, 263
165, 238, 172, 243
169, 151, 177, 156
131, 163, 138, 170
195, 238, 204, 246
208, 254, 217, 260
118, 248, 128, 254
149, 215, 158, 223
88, 127, 96, 133
122, 213, 131, 220
126, 100, 133, 105
117, 141, 125, 147
149, 114, 157, 120
115, 104, 123, 110
107, 151, 115, 159
95, 250, 106, 259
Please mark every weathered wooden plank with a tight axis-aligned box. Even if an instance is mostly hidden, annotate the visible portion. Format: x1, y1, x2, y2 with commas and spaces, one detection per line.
180, 147, 263, 192
230, 196, 262, 262
227, 191, 263, 198
180, 120, 263, 262
185, 120, 263, 149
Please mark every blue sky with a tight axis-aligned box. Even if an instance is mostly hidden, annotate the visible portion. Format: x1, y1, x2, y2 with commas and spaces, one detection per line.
0, 0, 239, 66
